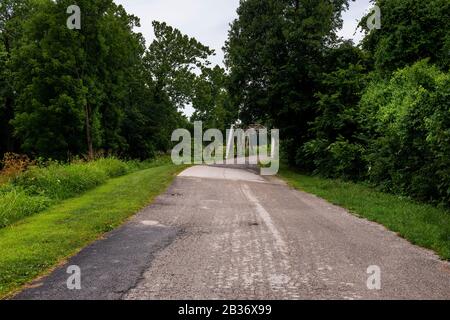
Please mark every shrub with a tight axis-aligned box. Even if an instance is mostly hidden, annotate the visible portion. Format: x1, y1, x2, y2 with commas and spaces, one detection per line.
10, 158, 132, 201
360, 60, 450, 205
303, 138, 366, 180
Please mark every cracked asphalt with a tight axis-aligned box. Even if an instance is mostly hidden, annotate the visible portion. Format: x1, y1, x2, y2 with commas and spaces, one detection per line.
15, 165, 450, 300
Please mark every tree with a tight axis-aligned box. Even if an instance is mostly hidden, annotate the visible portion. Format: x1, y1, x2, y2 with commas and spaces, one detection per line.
225, 0, 350, 165
120, 63, 170, 159
302, 42, 370, 178
12, 0, 146, 159
360, 0, 450, 76
135, 21, 217, 154
12, 0, 85, 158
0, 43, 6, 148
3, 4, 212, 160
0, 0, 30, 157
145, 21, 215, 110
191, 66, 237, 131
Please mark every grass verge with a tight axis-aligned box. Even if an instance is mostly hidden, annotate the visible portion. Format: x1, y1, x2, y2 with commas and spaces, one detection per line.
0, 163, 185, 299
278, 167, 450, 260
0, 157, 171, 228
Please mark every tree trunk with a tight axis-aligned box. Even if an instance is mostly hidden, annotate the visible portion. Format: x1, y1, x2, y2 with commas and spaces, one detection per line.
85, 104, 94, 160
3, 96, 15, 151
1, 33, 16, 154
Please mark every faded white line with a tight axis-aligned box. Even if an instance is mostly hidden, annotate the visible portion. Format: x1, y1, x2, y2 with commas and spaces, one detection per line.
241, 184, 287, 254
240, 184, 301, 294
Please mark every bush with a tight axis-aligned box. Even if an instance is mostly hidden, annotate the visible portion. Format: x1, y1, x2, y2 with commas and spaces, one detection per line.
11, 157, 139, 201
360, 60, 450, 205
302, 138, 366, 180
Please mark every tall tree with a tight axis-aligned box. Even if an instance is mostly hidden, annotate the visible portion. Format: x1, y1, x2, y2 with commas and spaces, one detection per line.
360, 0, 450, 76
140, 21, 216, 151
13, 0, 86, 159
12, 0, 145, 159
0, 0, 29, 156
145, 21, 215, 110
302, 42, 370, 177
191, 66, 237, 131
225, 0, 350, 164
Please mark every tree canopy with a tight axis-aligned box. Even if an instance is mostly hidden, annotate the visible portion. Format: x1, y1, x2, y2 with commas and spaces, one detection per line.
0, 0, 224, 160
360, 0, 450, 75
225, 0, 351, 163
224, 0, 450, 205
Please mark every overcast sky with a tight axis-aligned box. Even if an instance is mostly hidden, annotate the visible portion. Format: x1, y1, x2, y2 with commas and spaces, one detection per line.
114, 0, 373, 116
115, 0, 373, 66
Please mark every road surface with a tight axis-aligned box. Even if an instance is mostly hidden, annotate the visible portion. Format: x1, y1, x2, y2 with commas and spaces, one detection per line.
15, 165, 450, 300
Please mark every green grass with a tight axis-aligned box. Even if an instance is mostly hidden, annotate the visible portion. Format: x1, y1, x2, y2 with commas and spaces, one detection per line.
278, 167, 450, 260
0, 189, 50, 227
0, 163, 185, 299
12, 158, 129, 200
0, 158, 165, 228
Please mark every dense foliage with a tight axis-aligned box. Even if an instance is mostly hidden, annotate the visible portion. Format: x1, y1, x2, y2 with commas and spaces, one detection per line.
0, 0, 228, 160
2, 0, 449, 206
225, 0, 450, 205
191, 66, 238, 131
361, 61, 450, 203
225, 0, 351, 164
360, 0, 450, 75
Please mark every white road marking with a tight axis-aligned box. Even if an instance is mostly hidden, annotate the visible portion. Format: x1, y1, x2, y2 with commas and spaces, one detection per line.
240, 184, 301, 294
240, 184, 287, 253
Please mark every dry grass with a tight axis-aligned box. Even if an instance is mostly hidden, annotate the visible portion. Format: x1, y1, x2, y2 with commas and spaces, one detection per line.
0, 153, 34, 184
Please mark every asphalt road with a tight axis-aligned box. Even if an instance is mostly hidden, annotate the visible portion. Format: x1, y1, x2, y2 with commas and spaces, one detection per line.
16, 165, 450, 300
